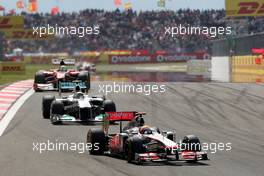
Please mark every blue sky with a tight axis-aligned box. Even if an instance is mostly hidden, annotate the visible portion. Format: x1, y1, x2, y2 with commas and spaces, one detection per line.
0, 0, 225, 13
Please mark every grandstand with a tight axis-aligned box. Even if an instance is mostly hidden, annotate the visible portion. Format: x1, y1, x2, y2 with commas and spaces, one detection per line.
3, 9, 264, 54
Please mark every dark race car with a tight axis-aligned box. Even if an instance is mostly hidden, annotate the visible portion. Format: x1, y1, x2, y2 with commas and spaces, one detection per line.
34, 59, 90, 92
87, 112, 208, 164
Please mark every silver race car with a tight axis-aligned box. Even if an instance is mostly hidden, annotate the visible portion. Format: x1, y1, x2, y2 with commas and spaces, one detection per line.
42, 87, 116, 125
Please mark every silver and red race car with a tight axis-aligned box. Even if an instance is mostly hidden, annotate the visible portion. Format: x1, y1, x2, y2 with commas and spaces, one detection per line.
33, 59, 90, 92
87, 112, 208, 164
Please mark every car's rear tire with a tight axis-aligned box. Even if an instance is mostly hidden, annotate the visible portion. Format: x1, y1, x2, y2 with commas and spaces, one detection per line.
78, 72, 90, 91
87, 129, 106, 155
103, 100, 116, 113
103, 100, 116, 124
42, 95, 55, 119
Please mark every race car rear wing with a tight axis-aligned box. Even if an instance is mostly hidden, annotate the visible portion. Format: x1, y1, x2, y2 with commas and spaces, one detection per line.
103, 111, 146, 133
58, 81, 87, 97
105, 111, 145, 121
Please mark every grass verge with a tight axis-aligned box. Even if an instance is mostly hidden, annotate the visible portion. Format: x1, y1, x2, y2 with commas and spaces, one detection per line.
0, 63, 187, 85
0, 64, 52, 85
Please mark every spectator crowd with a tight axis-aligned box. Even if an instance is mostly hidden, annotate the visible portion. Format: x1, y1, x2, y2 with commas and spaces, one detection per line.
4, 8, 264, 54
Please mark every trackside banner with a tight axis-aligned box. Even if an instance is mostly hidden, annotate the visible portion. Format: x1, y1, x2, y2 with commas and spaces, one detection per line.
0, 62, 25, 74
3, 29, 54, 40
109, 52, 210, 64
226, 0, 264, 17
0, 16, 53, 40
0, 16, 24, 30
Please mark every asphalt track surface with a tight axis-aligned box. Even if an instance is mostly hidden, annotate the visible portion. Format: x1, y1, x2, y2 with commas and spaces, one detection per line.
0, 82, 264, 176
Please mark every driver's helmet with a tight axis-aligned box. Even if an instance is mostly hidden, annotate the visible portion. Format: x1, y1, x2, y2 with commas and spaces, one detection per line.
59, 65, 68, 72
60, 59, 65, 66
139, 125, 153, 135
135, 117, 145, 127
73, 92, 84, 99
75, 85, 81, 92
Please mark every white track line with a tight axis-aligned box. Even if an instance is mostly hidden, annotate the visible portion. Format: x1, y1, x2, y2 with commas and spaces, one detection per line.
0, 110, 7, 113
1, 88, 25, 92
0, 93, 20, 97
0, 98, 14, 102
0, 90, 24, 94
4, 88, 28, 92
0, 88, 34, 136
0, 104, 11, 107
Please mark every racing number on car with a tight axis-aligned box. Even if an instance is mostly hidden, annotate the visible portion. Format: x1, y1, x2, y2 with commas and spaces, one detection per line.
238, 2, 264, 15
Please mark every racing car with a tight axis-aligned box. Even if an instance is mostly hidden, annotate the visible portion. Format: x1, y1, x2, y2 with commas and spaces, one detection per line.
87, 112, 208, 164
34, 59, 90, 92
41, 86, 116, 125
76, 62, 96, 73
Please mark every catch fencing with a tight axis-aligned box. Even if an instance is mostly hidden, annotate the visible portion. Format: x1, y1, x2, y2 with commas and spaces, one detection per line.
212, 33, 264, 56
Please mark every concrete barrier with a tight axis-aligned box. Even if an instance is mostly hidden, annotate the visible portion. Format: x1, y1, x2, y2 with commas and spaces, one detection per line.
211, 56, 231, 82
187, 60, 211, 77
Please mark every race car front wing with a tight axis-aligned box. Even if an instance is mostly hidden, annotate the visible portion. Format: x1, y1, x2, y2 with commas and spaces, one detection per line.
135, 151, 208, 163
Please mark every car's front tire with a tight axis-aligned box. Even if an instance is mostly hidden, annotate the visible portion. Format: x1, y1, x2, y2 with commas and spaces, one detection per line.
42, 95, 55, 119
126, 137, 145, 164
103, 100, 116, 113
50, 100, 64, 124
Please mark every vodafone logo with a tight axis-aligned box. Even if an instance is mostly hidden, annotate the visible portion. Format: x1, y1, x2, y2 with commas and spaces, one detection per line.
156, 55, 196, 62
111, 55, 151, 64
109, 52, 210, 64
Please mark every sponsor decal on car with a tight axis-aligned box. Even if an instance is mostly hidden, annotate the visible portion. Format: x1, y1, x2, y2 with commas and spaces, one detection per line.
59, 82, 86, 89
